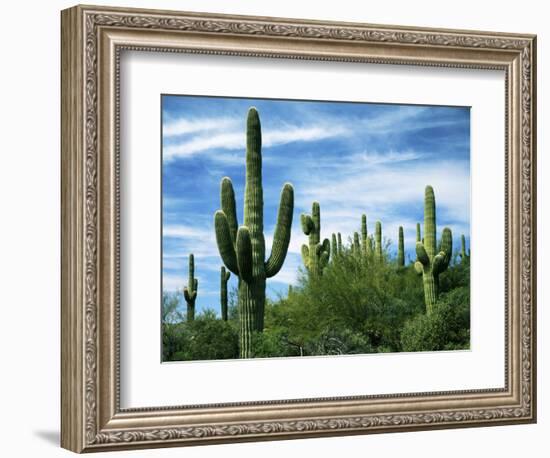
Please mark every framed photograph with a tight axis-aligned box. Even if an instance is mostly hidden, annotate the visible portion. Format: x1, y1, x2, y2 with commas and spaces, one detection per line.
61, 4, 537, 453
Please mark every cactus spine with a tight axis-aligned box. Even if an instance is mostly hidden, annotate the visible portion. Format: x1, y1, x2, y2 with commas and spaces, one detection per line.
183, 254, 198, 322
397, 226, 405, 267
220, 266, 231, 321
214, 107, 294, 358
301, 202, 330, 277
375, 221, 383, 260
414, 186, 453, 314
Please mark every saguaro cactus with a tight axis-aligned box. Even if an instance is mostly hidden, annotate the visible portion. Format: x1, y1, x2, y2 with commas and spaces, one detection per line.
416, 222, 421, 243
460, 234, 470, 263
397, 226, 405, 267
214, 107, 294, 358
361, 214, 370, 257
414, 185, 453, 314
352, 232, 361, 256
375, 221, 383, 260
331, 233, 338, 260
301, 202, 330, 277
183, 254, 198, 322
220, 266, 231, 321
337, 233, 343, 255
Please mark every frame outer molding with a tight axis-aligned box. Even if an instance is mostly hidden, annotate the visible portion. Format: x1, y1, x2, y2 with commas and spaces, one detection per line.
61, 4, 536, 453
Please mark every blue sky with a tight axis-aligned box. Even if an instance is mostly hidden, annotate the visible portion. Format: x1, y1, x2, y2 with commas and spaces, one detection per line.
162, 95, 470, 316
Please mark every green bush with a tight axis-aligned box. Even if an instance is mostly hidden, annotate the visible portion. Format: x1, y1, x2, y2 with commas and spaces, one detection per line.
400, 286, 470, 352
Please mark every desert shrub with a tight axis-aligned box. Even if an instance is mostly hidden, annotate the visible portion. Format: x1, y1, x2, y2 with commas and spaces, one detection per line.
400, 286, 470, 352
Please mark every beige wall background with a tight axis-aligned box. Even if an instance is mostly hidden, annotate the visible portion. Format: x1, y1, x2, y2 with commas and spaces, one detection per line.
0, 1, 545, 456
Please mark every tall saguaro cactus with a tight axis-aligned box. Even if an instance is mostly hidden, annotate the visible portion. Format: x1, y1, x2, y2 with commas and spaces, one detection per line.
183, 254, 198, 322
301, 202, 330, 277
214, 107, 294, 358
397, 226, 405, 267
375, 221, 383, 260
361, 214, 370, 257
414, 185, 453, 314
220, 266, 231, 321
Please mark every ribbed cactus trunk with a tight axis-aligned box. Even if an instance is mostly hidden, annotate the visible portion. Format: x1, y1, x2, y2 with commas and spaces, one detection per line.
397, 226, 404, 267
214, 107, 294, 359
375, 221, 382, 260
361, 214, 369, 257
331, 233, 338, 260
220, 266, 230, 321
183, 254, 198, 322
460, 234, 470, 263
414, 186, 453, 314
352, 232, 360, 256
301, 202, 330, 277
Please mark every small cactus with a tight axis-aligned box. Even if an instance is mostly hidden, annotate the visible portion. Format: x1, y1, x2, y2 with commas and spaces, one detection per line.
375, 221, 383, 260
361, 214, 370, 257
183, 254, 198, 322
414, 186, 453, 313
220, 266, 231, 321
397, 226, 405, 267
460, 234, 470, 263
331, 233, 338, 260
301, 202, 330, 277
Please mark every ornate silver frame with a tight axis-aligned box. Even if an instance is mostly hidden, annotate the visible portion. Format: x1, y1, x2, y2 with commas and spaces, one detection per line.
61, 4, 537, 453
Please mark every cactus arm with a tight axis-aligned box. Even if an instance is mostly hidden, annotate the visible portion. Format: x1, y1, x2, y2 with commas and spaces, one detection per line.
416, 222, 421, 242
194, 278, 198, 293
225, 270, 231, 282
236, 226, 253, 282
183, 287, 191, 302
432, 252, 447, 274
337, 233, 342, 254
265, 183, 294, 278
331, 233, 337, 259
322, 238, 330, 257
414, 261, 424, 275
361, 214, 368, 256
301, 244, 310, 268
301, 214, 314, 235
214, 210, 239, 275
319, 251, 329, 269
416, 242, 429, 266
440, 227, 453, 265
353, 232, 360, 253
221, 177, 238, 245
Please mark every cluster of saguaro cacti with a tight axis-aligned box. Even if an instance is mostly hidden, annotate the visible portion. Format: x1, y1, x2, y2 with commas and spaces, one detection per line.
183, 254, 198, 322
460, 234, 470, 263
214, 107, 294, 359
414, 185, 453, 314
220, 266, 231, 321
397, 226, 405, 267
301, 202, 330, 277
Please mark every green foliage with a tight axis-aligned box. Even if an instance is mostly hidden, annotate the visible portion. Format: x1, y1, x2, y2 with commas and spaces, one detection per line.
401, 286, 470, 352
214, 107, 295, 358
163, 309, 239, 362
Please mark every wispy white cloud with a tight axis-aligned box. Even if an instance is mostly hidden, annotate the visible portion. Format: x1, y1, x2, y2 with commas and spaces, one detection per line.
163, 117, 239, 137
163, 124, 348, 161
